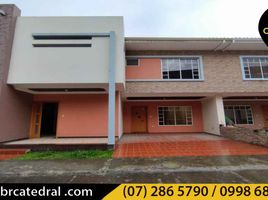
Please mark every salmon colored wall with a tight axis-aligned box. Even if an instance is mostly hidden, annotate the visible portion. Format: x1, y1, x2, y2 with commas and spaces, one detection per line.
123, 101, 204, 133
34, 93, 119, 137
126, 59, 162, 79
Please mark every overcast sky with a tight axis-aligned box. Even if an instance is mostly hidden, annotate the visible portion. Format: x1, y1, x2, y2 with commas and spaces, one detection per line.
1, 0, 268, 37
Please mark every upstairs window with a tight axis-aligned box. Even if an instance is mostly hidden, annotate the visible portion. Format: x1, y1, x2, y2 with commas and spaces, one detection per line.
126, 58, 139, 66
241, 56, 268, 80
161, 57, 203, 80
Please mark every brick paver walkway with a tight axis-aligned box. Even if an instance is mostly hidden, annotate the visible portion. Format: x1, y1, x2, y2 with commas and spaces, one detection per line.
113, 133, 268, 158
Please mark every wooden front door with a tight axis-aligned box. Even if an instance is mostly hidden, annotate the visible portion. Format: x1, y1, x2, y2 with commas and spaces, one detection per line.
29, 102, 43, 138
131, 106, 147, 133
262, 105, 268, 128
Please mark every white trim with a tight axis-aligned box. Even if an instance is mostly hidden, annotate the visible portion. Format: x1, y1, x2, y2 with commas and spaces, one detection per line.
157, 106, 193, 126
224, 99, 268, 101
126, 55, 203, 58
160, 56, 204, 80
125, 99, 203, 102
126, 79, 205, 82
240, 55, 268, 81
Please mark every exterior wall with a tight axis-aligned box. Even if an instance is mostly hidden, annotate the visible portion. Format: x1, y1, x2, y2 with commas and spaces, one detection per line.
224, 101, 267, 130
118, 92, 123, 138
34, 93, 120, 137
8, 17, 125, 86
202, 97, 225, 135
126, 59, 161, 79
0, 5, 32, 143
125, 51, 268, 95
123, 101, 203, 133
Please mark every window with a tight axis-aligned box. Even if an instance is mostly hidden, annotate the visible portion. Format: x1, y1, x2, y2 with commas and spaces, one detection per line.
161, 57, 202, 80
224, 105, 253, 125
126, 58, 139, 66
241, 56, 268, 80
158, 106, 192, 126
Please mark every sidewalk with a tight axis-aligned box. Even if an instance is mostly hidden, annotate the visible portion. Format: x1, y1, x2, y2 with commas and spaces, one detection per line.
1, 155, 268, 183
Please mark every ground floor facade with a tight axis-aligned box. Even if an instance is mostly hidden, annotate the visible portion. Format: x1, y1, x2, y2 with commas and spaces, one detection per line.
1, 90, 268, 146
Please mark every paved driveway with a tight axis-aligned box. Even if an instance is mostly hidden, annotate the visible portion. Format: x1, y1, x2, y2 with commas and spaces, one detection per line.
113, 133, 268, 158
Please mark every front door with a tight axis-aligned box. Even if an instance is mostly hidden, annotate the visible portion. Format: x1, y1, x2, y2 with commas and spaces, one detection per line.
131, 106, 147, 133
29, 102, 42, 138
262, 105, 268, 128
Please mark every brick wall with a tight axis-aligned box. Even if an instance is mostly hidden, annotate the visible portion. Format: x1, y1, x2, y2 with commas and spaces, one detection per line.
0, 4, 32, 143
221, 126, 268, 147
125, 50, 268, 95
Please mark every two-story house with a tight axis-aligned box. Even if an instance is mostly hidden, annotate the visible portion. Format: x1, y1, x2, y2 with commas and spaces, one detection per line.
1, 4, 268, 147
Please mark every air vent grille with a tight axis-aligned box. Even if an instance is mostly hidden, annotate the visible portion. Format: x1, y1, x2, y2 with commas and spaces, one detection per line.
29, 88, 105, 92
32, 34, 92, 48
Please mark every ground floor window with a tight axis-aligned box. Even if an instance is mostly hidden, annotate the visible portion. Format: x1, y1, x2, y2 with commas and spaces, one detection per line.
224, 105, 253, 125
158, 106, 192, 126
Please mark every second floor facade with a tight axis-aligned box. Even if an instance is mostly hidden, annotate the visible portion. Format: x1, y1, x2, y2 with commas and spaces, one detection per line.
125, 38, 268, 96
5, 16, 268, 96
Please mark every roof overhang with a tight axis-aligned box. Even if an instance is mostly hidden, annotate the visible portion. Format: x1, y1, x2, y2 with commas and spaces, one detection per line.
125, 37, 268, 51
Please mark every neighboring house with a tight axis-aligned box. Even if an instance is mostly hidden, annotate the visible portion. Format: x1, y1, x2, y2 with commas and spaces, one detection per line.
1, 4, 268, 146
0, 5, 32, 143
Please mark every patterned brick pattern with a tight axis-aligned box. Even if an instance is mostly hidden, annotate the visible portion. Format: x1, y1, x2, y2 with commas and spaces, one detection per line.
113, 133, 268, 158
125, 50, 268, 95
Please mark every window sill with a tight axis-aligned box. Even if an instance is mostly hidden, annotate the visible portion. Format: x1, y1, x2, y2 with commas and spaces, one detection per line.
243, 78, 268, 81
126, 79, 204, 82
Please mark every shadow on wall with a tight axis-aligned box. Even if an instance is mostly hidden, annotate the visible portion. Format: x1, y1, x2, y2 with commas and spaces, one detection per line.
0, 85, 32, 142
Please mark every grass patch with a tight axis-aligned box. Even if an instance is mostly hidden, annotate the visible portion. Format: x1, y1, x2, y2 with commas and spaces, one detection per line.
15, 150, 113, 160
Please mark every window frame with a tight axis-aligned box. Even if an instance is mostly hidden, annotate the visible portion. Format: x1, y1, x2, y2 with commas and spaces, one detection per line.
126, 57, 140, 67
240, 55, 268, 80
160, 56, 204, 81
157, 106, 193, 126
224, 105, 254, 125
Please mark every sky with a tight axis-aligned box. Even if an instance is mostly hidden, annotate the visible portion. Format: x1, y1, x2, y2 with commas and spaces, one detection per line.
1, 0, 268, 37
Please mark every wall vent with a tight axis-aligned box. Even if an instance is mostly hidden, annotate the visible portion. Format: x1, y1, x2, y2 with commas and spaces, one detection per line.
32, 34, 92, 48
29, 88, 105, 92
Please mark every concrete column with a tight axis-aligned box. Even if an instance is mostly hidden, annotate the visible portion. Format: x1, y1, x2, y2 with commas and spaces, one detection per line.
202, 96, 226, 135
108, 31, 116, 145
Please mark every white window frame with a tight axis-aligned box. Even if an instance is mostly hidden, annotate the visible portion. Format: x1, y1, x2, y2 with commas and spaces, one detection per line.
240, 55, 268, 80
161, 56, 204, 81
224, 105, 254, 125
157, 106, 193, 126
126, 57, 140, 67
125, 55, 204, 82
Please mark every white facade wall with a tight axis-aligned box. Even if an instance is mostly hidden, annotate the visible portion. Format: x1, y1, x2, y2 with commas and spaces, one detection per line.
202, 96, 226, 135
8, 17, 125, 90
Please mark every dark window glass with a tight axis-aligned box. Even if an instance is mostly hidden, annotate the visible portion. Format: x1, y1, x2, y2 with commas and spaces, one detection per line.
224, 105, 253, 125
127, 58, 139, 66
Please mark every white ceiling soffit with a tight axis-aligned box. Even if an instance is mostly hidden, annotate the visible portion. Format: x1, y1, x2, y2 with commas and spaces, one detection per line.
125, 38, 268, 51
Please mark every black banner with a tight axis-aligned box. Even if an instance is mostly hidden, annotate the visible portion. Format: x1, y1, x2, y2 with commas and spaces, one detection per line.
0, 184, 119, 200
259, 9, 268, 46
